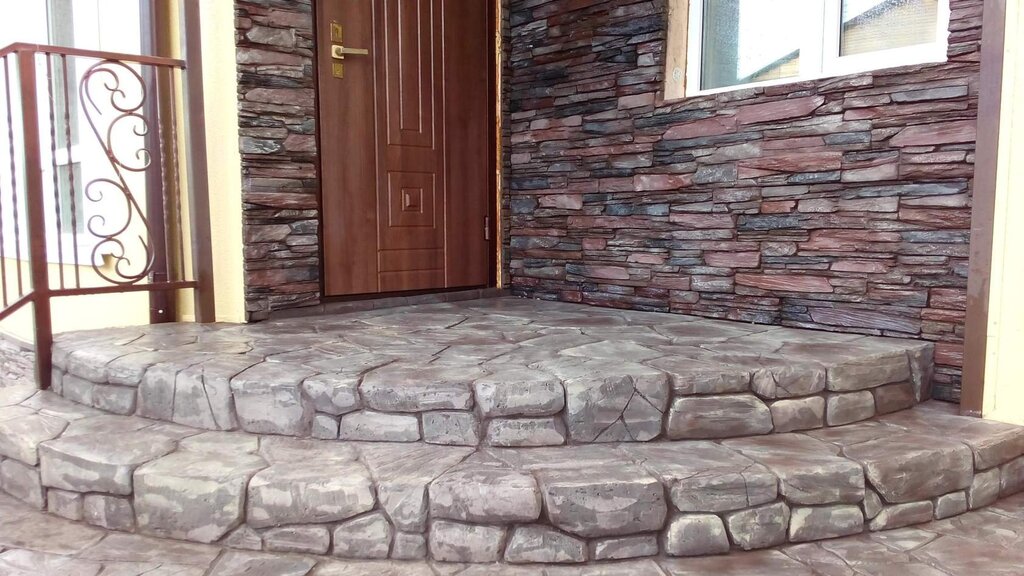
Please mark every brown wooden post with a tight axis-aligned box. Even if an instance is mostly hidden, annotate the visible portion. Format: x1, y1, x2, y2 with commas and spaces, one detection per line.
961, 0, 1008, 417
178, 0, 217, 323
17, 50, 53, 388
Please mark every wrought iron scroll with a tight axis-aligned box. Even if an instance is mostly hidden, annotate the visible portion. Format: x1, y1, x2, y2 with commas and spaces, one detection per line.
79, 59, 155, 285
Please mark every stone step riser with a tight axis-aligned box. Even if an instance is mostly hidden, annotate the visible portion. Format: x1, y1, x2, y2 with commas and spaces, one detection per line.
50, 345, 932, 446
1, 388, 1022, 565
47, 298, 937, 445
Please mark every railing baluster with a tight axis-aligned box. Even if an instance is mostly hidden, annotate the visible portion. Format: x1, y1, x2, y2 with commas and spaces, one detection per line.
155, 65, 172, 284
60, 54, 79, 288
168, 67, 186, 283
3, 52, 23, 298
18, 50, 54, 389
0, 55, 10, 308
45, 54, 64, 289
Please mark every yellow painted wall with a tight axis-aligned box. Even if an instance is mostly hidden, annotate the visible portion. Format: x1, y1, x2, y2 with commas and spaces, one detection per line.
982, 0, 1024, 426
170, 0, 246, 324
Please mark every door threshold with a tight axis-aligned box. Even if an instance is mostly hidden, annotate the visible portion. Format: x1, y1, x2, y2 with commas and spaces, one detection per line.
267, 287, 508, 321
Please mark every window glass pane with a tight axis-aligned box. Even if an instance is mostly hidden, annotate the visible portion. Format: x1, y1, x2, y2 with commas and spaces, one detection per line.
700, 0, 815, 90
56, 163, 84, 232
841, 0, 939, 56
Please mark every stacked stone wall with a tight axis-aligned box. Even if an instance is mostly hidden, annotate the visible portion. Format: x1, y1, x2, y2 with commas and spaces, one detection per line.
506, 0, 982, 400
236, 0, 321, 320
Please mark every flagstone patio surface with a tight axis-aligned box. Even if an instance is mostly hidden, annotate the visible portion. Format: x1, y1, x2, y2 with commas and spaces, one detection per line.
2, 297, 1021, 569
49, 297, 935, 445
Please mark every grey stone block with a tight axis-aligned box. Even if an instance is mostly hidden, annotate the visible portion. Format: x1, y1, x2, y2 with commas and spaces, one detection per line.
934, 491, 968, 520
332, 511, 393, 559
590, 534, 659, 561
788, 505, 863, 542
422, 411, 480, 446
247, 462, 375, 528
474, 368, 564, 417
302, 373, 361, 415
538, 467, 667, 538
392, 532, 427, 560
664, 514, 730, 557
485, 417, 566, 447
339, 411, 420, 442
39, 430, 176, 495
429, 465, 541, 523
47, 488, 83, 521
429, 520, 507, 563
263, 525, 330, 554
724, 502, 790, 550
667, 395, 773, 439
505, 525, 586, 564
1, 459, 45, 509
770, 397, 825, 433
869, 501, 934, 531
83, 494, 134, 531
134, 450, 267, 543
826, 391, 875, 426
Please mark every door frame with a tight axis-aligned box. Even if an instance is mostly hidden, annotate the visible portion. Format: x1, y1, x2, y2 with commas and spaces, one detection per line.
311, 0, 502, 302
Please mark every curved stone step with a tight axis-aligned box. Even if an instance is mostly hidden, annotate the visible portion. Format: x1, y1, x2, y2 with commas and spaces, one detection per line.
0, 387, 1021, 566
50, 298, 934, 444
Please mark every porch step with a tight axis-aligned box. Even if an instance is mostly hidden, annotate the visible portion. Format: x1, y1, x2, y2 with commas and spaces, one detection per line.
0, 387, 1022, 565
49, 297, 934, 445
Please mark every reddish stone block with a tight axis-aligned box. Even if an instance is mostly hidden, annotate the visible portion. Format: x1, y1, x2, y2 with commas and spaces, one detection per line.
735, 274, 833, 293
572, 266, 631, 280
634, 174, 692, 191
762, 136, 826, 150
930, 288, 967, 310
619, 93, 655, 109
890, 120, 977, 146
705, 252, 761, 268
739, 152, 843, 173
735, 96, 825, 125
831, 260, 889, 273
934, 342, 964, 367
582, 238, 607, 251
809, 307, 921, 334
760, 201, 795, 214
629, 253, 667, 265
669, 214, 736, 229
538, 195, 584, 209
663, 116, 738, 139
802, 230, 902, 251
898, 208, 972, 229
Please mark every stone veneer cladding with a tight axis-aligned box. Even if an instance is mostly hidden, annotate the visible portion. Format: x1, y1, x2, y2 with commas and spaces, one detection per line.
233, 0, 980, 400
505, 0, 982, 401
236, 0, 321, 321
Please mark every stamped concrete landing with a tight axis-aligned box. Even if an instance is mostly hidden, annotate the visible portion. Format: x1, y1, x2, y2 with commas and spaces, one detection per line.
0, 384, 1021, 566
50, 297, 934, 445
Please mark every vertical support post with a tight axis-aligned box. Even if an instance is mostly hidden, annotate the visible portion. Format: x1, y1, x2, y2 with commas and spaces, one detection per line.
179, 0, 216, 323
17, 51, 53, 388
140, 0, 175, 324
962, 0, 1008, 417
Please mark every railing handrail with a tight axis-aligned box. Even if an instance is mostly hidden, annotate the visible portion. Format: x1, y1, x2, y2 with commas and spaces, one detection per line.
0, 42, 185, 69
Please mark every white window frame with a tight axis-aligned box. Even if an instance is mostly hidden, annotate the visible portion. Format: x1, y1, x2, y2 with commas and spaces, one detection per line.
685, 0, 952, 97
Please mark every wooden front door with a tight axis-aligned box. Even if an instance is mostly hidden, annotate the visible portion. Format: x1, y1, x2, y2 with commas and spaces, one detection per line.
317, 0, 492, 297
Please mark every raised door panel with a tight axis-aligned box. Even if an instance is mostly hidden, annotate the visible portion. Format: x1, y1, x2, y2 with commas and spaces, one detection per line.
376, 0, 446, 292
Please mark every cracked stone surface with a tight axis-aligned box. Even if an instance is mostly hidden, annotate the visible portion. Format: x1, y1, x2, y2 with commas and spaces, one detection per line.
7, 300, 1024, 569
49, 297, 935, 445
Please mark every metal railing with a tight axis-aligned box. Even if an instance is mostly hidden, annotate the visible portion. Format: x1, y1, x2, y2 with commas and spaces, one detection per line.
0, 18, 215, 389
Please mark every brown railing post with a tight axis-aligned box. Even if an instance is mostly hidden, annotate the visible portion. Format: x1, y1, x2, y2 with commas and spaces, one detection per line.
179, 0, 216, 323
17, 50, 53, 388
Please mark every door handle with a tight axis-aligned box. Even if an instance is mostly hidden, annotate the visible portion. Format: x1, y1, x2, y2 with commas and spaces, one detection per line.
332, 45, 369, 60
